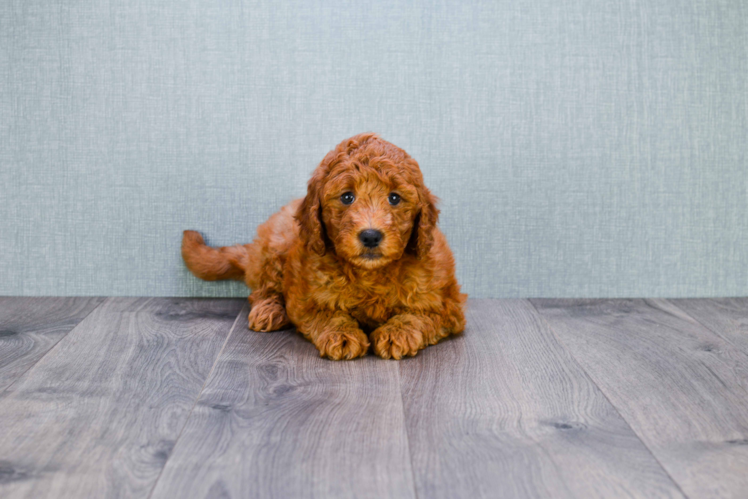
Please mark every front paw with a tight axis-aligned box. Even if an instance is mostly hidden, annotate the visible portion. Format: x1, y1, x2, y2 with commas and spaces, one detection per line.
371, 323, 425, 360
315, 327, 370, 361
248, 299, 290, 332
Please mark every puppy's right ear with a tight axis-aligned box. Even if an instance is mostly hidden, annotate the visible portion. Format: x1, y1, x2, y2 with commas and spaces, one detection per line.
295, 169, 327, 255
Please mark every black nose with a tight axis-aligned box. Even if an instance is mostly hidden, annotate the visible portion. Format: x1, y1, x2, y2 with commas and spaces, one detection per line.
359, 229, 383, 248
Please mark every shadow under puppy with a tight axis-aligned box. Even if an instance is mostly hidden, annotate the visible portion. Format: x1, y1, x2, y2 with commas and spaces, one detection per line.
182, 133, 466, 360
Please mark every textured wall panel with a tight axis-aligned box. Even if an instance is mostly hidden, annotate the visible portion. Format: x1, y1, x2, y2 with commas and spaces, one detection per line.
1, 0, 746, 298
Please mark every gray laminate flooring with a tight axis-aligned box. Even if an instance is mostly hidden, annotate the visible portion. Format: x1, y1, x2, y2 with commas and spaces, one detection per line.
0, 297, 746, 498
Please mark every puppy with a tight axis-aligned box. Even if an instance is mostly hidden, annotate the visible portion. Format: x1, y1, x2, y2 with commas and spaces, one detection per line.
182, 133, 466, 360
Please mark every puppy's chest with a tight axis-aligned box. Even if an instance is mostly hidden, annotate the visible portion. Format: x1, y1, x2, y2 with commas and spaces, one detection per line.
308, 260, 433, 328
337, 282, 404, 327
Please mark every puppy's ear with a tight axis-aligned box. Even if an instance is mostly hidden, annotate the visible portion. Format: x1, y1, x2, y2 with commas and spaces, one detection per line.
295, 169, 327, 255
412, 187, 440, 259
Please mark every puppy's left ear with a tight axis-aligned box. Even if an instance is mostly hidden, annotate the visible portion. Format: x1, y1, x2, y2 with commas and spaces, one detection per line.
414, 187, 440, 259
295, 170, 327, 255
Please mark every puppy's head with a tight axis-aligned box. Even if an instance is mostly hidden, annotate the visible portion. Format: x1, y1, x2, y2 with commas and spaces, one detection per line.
296, 133, 438, 269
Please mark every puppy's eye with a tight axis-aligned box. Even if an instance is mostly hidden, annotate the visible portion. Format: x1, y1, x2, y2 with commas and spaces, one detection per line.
340, 192, 355, 205
388, 193, 401, 206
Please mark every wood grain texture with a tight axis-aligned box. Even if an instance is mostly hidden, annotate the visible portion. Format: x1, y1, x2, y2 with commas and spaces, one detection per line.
532, 298, 748, 498
0, 297, 244, 498
0, 297, 105, 391
399, 299, 682, 498
669, 298, 748, 355
151, 309, 415, 499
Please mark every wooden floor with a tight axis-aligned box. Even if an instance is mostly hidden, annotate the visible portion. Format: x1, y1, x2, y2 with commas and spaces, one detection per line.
0, 298, 747, 498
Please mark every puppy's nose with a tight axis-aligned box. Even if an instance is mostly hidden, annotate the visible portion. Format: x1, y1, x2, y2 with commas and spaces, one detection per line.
359, 229, 383, 249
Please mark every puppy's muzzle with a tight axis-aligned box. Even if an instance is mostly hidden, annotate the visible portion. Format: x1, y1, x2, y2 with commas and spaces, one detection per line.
359, 229, 383, 249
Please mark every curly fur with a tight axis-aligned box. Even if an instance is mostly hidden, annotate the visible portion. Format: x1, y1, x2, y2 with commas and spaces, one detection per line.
182, 133, 466, 360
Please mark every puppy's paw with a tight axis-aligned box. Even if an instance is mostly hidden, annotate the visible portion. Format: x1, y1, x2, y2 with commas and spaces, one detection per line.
315, 327, 369, 361
371, 323, 425, 360
248, 299, 290, 332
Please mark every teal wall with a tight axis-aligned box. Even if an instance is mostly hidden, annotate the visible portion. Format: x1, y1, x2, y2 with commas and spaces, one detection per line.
1, 0, 746, 298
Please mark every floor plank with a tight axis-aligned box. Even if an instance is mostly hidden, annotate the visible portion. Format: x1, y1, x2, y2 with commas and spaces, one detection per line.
531, 298, 748, 498
0, 297, 105, 391
668, 298, 748, 356
398, 299, 682, 498
0, 297, 244, 498
151, 306, 415, 499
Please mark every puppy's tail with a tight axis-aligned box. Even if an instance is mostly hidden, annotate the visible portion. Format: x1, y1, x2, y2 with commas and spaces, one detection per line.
181, 230, 248, 282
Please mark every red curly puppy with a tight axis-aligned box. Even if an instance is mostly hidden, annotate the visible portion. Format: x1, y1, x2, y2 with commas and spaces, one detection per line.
182, 133, 466, 360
